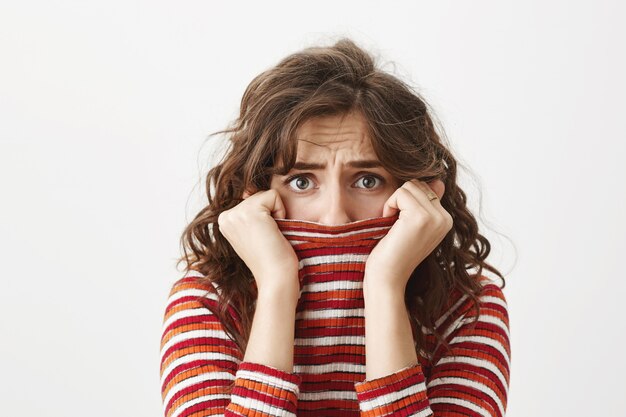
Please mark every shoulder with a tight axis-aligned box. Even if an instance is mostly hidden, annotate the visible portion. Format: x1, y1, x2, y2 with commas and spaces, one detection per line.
477, 276, 509, 323
469, 275, 509, 328
163, 269, 220, 313
454, 274, 507, 307
439, 275, 509, 331
475, 275, 508, 310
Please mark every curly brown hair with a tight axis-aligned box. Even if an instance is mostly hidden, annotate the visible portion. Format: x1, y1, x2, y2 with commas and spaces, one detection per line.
176, 37, 507, 360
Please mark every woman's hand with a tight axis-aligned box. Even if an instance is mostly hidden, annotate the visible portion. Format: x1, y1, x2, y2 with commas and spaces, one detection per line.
217, 188, 300, 299
364, 179, 453, 293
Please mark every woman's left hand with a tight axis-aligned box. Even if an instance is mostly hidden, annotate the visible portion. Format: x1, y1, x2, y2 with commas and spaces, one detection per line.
364, 179, 453, 292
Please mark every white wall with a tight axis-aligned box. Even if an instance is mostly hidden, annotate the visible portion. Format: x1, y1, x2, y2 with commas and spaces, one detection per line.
1, 1, 624, 416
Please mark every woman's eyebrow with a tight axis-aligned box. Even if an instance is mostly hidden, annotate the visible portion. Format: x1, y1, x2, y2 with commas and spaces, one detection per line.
291, 159, 383, 170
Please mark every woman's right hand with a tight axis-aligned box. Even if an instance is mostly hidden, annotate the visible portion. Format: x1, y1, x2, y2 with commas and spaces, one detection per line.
217, 188, 300, 300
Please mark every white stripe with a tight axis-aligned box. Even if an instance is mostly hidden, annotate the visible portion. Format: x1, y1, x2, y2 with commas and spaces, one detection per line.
160, 351, 240, 387
439, 314, 467, 340
431, 292, 508, 340
426, 287, 507, 335
296, 308, 364, 320
358, 378, 427, 411
167, 287, 216, 304
435, 355, 508, 391
299, 389, 357, 401
302, 280, 363, 293
481, 295, 508, 309
164, 371, 235, 412
299, 254, 370, 269
282, 225, 389, 239
420, 293, 469, 336
473, 312, 510, 339
441, 307, 509, 341
161, 329, 232, 363
445, 333, 511, 369
235, 369, 300, 393
294, 362, 365, 375
230, 395, 297, 417
294, 335, 365, 346
428, 376, 504, 417
162, 306, 216, 335
436, 293, 469, 327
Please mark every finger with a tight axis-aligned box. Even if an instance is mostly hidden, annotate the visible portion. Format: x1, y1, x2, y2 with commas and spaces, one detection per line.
382, 186, 429, 219
263, 189, 287, 220
402, 180, 443, 218
426, 179, 445, 200
381, 187, 402, 218
411, 179, 453, 229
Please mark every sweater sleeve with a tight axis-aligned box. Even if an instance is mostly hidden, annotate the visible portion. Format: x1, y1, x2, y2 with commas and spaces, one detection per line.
160, 276, 303, 417
353, 282, 511, 417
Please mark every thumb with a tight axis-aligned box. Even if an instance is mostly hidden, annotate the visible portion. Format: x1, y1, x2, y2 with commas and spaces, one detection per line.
382, 188, 402, 218
267, 191, 287, 220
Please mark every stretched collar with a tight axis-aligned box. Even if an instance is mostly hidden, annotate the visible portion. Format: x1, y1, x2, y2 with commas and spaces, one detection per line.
275, 215, 400, 290
275, 214, 399, 248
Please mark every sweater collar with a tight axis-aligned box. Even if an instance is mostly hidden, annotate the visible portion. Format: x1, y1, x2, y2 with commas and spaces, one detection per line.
275, 215, 400, 290
275, 214, 399, 248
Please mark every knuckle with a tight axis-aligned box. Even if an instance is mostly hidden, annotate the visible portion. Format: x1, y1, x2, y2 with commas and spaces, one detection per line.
403, 180, 417, 189
398, 186, 412, 195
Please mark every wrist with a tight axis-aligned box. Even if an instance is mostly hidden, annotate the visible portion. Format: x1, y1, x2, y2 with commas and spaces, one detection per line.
363, 270, 406, 298
257, 278, 300, 304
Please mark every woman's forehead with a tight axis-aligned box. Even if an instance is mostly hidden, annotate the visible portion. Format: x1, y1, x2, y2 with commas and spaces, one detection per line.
274, 111, 380, 167
295, 135, 374, 155
275, 137, 378, 168
295, 111, 370, 144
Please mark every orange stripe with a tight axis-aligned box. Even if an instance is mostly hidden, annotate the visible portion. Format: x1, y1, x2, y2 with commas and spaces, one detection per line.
173, 385, 233, 410
226, 403, 284, 417
301, 289, 363, 301
161, 342, 240, 372
161, 319, 232, 349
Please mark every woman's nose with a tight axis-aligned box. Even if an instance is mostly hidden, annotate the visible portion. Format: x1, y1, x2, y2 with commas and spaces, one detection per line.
317, 188, 352, 226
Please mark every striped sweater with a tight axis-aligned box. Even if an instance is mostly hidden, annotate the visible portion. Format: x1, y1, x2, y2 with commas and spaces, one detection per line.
160, 215, 511, 417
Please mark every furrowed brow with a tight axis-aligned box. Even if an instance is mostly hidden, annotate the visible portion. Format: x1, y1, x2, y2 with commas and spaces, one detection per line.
289, 159, 383, 171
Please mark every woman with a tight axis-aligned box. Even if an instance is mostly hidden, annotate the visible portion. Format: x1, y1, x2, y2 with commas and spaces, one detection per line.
160, 38, 510, 417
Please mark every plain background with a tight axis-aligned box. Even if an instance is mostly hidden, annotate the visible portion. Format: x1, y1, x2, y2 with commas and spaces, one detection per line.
1, 1, 625, 416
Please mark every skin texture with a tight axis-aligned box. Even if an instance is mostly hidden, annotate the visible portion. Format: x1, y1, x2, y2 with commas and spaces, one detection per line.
237, 111, 452, 378
268, 111, 401, 224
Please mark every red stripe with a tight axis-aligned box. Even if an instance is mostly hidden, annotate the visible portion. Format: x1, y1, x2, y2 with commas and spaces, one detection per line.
161, 215, 510, 417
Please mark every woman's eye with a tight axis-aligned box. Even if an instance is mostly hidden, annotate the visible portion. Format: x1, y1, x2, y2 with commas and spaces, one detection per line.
285, 175, 314, 191
354, 174, 384, 189
283, 173, 385, 192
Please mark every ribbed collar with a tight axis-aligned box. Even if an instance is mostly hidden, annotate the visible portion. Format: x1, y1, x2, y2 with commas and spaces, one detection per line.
275, 214, 398, 246
275, 214, 400, 292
